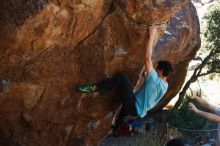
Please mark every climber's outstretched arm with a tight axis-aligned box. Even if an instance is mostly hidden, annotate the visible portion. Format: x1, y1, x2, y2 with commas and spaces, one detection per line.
145, 27, 158, 73
189, 92, 216, 113
188, 102, 220, 122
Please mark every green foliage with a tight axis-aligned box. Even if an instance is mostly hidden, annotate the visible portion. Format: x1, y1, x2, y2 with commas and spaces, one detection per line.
203, 4, 220, 51
199, 3, 220, 73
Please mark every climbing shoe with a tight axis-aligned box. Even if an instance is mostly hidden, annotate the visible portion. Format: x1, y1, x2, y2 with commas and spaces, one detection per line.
77, 83, 94, 93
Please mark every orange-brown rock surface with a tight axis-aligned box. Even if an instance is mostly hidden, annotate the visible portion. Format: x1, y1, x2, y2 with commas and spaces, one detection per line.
0, 0, 200, 145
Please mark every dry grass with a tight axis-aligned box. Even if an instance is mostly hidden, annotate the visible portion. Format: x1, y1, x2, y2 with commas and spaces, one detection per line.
131, 127, 182, 146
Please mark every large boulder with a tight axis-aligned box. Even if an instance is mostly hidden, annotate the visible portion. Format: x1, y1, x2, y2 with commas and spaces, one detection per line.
0, 0, 200, 145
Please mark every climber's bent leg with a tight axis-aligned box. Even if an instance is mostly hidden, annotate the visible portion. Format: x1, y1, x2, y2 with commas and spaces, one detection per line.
95, 74, 138, 133
96, 74, 137, 116
95, 73, 133, 97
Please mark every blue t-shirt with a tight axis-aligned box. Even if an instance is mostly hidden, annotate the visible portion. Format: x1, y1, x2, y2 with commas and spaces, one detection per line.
135, 69, 168, 118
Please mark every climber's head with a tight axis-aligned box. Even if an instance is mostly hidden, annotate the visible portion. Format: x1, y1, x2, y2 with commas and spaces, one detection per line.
156, 60, 174, 78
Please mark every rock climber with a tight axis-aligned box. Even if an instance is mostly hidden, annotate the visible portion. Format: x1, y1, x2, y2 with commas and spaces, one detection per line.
77, 26, 174, 133
188, 92, 220, 145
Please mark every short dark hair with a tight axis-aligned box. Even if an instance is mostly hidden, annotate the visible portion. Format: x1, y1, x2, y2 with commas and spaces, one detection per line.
156, 60, 174, 77
166, 138, 184, 146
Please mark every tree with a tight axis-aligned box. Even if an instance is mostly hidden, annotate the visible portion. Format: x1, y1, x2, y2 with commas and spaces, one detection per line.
192, 0, 215, 5
173, 3, 220, 109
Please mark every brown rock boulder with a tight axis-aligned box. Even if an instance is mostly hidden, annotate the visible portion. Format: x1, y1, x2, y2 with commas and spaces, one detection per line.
0, 0, 200, 146
116, 0, 188, 24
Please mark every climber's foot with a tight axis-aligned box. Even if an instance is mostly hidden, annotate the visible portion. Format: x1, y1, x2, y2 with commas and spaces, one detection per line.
77, 83, 94, 94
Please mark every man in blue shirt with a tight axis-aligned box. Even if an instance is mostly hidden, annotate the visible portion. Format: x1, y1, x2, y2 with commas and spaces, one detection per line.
78, 27, 174, 132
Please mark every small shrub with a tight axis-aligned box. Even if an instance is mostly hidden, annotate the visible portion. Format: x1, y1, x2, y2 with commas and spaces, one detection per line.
167, 96, 207, 130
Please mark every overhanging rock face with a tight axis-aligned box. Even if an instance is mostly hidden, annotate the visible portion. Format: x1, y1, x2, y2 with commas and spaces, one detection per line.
0, 0, 200, 145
